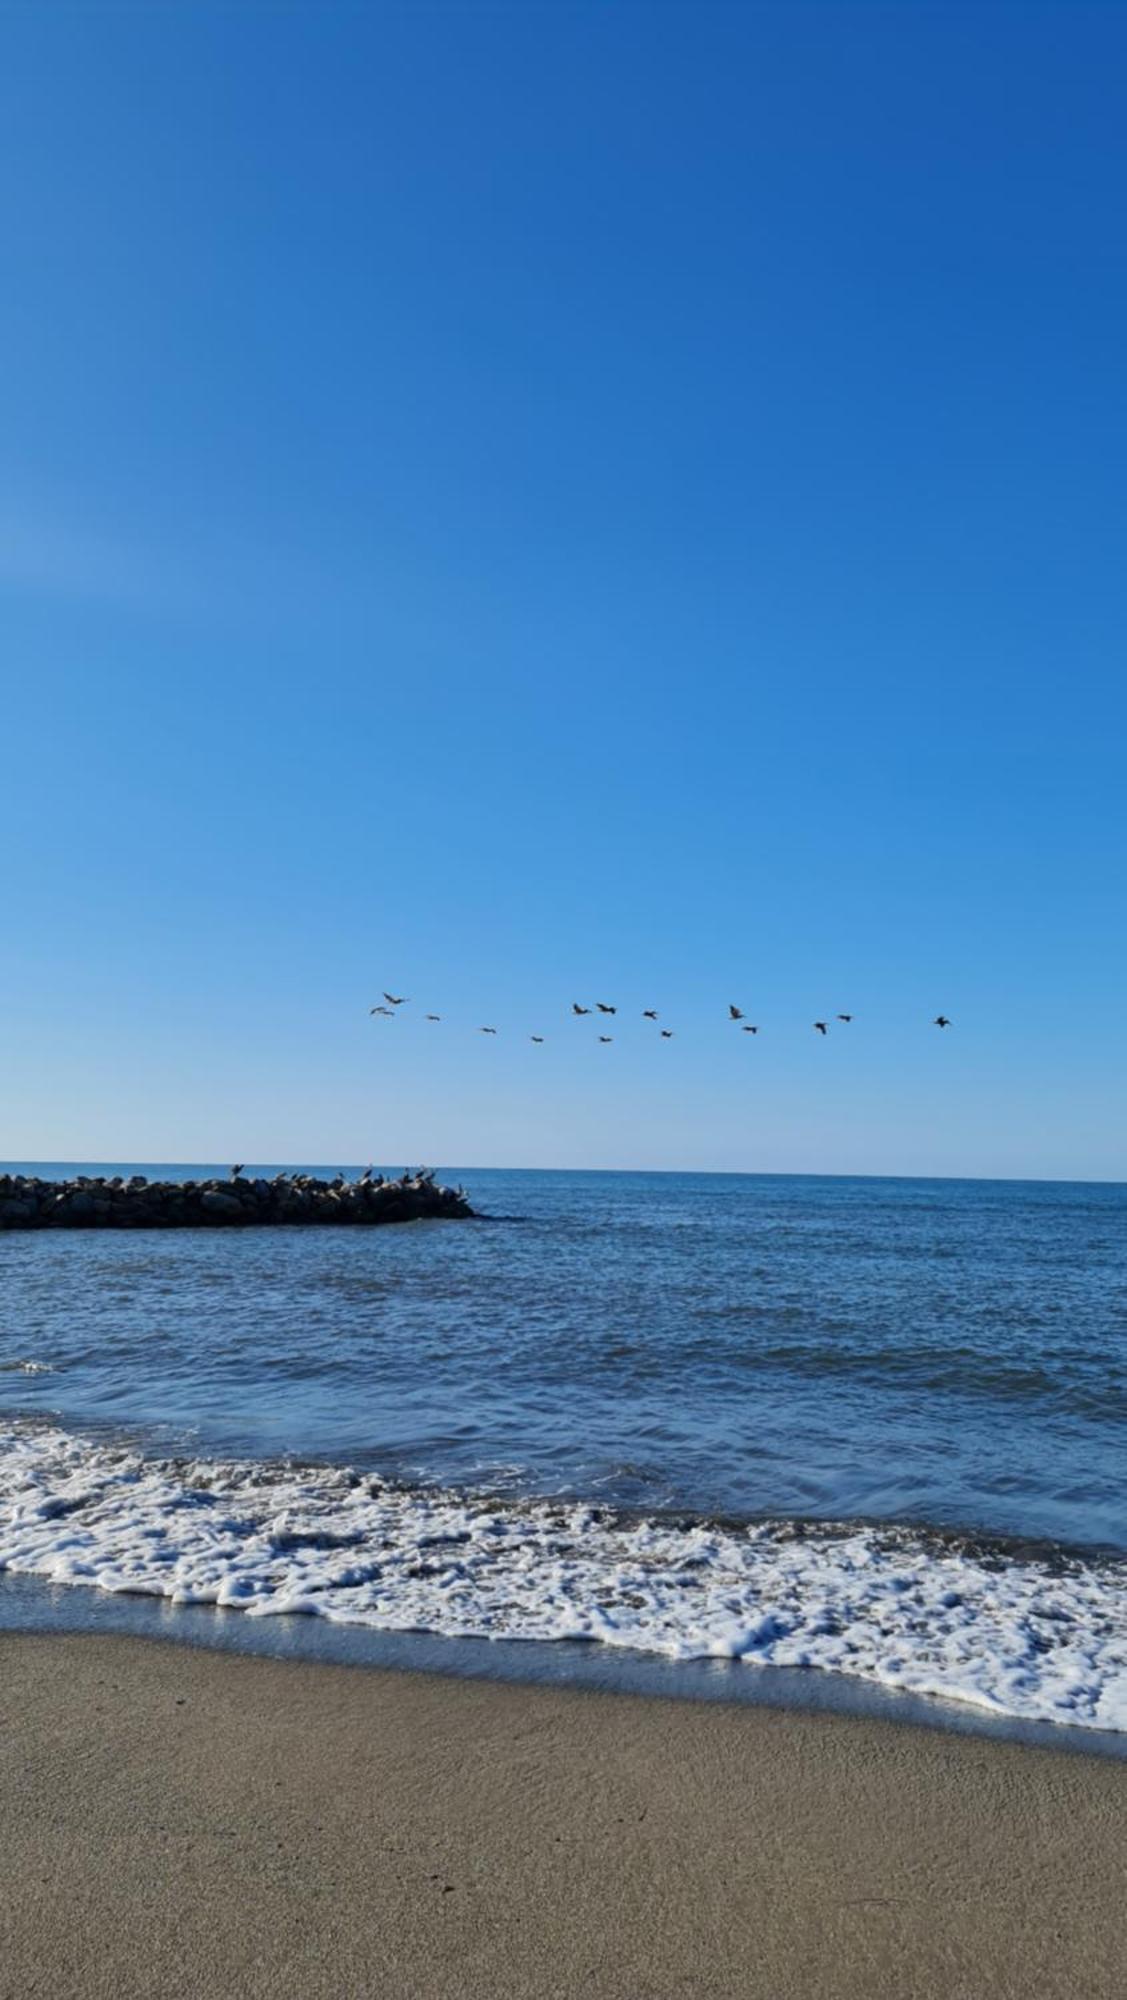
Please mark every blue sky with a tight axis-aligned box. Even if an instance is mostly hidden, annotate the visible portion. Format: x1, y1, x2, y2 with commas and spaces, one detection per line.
2, 1, 1125, 1176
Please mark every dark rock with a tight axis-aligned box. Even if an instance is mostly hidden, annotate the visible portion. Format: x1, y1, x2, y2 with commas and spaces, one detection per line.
200, 1190, 244, 1219
64, 1191, 97, 1218
0, 1171, 473, 1231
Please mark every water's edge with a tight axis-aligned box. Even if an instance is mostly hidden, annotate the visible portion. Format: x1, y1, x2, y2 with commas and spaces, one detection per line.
3, 1570, 1125, 1764
3, 1423, 1124, 1747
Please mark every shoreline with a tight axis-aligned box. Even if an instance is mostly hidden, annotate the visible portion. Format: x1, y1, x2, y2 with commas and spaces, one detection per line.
4, 1567, 1126, 1763
4, 1422, 1125, 1741
2, 1630, 1125, 1999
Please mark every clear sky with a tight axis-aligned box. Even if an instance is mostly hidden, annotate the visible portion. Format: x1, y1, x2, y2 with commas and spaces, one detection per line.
2, 0, 1125, 1178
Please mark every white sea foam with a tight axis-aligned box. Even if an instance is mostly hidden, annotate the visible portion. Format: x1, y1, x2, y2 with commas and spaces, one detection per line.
1, 1423, 1124, 1732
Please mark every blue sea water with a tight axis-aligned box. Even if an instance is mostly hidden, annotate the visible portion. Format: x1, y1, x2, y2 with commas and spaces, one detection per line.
2, 1166, 1125, 1733
3, 1165, 1124, 1548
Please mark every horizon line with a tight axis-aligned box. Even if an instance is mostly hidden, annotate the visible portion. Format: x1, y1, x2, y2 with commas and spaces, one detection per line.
4, 1161, 1125, 1190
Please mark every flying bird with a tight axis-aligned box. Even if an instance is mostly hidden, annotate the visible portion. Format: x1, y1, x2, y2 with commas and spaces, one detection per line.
383, 993, 408, 1006
479, 1026, 498, 1035
643, 1010, 658, 1021
598, 1035, 613, 1043
530, 1035, 544, 1043
572, 1003, 591, 1015
742, 1024, 759, 1034
370, 1005, 394, 1016
596, 1003, 617, 1015
813, 1022, 828, 1035
660, 1029, 674, 1038
729, 1004, 744, 1021
426, 1014, 441, 1022
837, 1014, 853, 1023
934, 1015, 951, 1028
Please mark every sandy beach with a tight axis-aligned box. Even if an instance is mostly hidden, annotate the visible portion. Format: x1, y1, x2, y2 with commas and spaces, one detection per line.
0, 1634, 1123, 1999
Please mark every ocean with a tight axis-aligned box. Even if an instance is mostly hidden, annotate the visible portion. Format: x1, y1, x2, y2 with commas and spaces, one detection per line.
2, 1166, 1125, 1737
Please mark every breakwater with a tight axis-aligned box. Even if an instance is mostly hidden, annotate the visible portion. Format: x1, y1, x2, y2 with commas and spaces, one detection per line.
0, 1171, 473, 1230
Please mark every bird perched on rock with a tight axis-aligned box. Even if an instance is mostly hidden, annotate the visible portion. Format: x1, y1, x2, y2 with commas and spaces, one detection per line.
230, 1165, 244, 1178
643, 1010, 658, 1020
729, 1004, 744, 1020
359, 1165, 373, 1183
572, 1003, 591, 1015
813, 1022, 828, 1035
383, 993, 409, 1006
596, 1002, 616, 1014
934, 1015, 951, 1028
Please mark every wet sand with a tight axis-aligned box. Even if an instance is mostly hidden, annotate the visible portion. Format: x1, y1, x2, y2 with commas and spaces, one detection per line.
1, 1633, 1124, 1999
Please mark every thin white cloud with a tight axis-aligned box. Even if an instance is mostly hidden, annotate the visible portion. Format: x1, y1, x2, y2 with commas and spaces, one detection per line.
0, 502, 178, 610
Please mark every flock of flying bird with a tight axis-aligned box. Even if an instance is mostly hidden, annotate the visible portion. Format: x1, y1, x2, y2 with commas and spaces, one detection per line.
369, 995, 953, 1039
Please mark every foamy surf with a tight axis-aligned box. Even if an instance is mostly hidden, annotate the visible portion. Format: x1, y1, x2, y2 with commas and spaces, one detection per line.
1, 1422, 1124, 1732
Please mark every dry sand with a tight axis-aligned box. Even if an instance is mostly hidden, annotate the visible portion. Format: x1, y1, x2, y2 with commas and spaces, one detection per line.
0, 1632, 1124, 1999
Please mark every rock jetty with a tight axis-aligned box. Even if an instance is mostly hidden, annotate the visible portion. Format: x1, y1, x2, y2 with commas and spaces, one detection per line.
0, 1171, 473, 1231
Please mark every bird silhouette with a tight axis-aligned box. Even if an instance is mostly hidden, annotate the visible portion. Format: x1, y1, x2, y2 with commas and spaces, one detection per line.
660, 1029, 674, 1038
837, 1014, 853, 1023
814, 1022, 828, 1035
359, 1165, 372, 1183
742, 1024, 759, 1034
370, 1005, 394, 1016
596, 1003, 617, 1014
934, 1015, 951, 1028
230, 1165, 244, 1179
530, 1035, 545, 1043
643, 1010, 658, 1020
480, 1026, 498, 1035
729, 1004, 744, 1020
598, 1035, 613, 1043
572, 1003, 591, 1016
383, 993, 408, 1006
426, 1013, 441, 1022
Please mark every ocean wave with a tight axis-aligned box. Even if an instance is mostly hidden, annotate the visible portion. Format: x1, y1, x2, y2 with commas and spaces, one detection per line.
1, 1422, 1124, 1733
